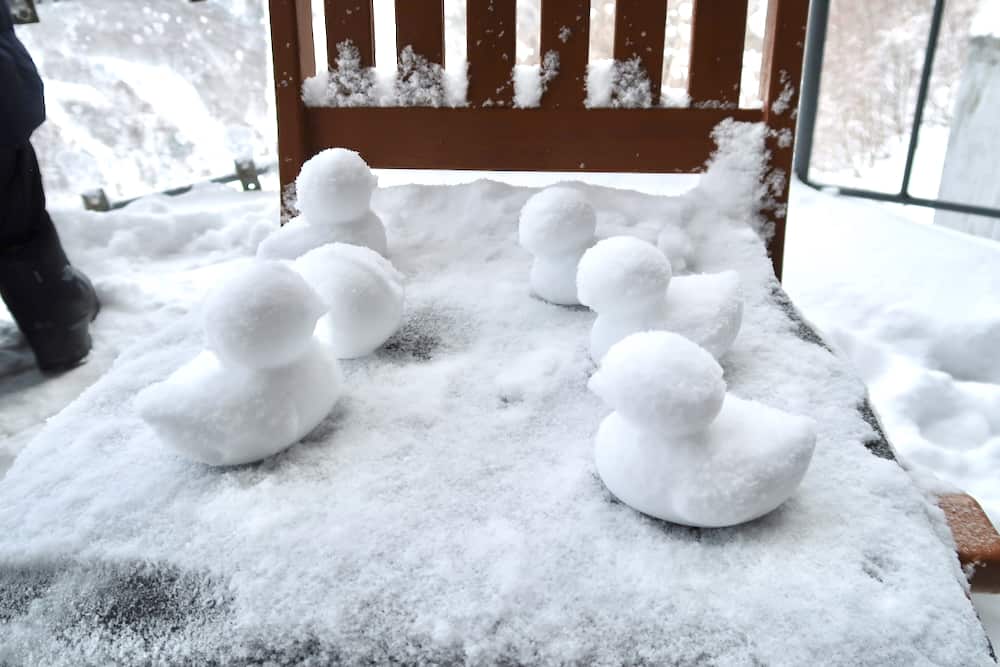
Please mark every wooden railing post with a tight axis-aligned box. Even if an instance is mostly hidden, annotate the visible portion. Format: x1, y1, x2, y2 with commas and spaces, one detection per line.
760, 0, 809, 280
539, 0, 590, 109
613, 0, 668, 105
269, 0, 315, 219
688, 0, 749, 107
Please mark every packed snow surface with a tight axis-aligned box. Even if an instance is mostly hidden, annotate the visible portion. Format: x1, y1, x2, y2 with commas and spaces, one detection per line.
518, 186, 597, 305
0, 171, 992, 663
591, 331, 816, 527
294, 243, 405, 359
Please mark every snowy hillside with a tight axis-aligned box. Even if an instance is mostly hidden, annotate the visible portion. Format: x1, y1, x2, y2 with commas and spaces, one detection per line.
15, 0, 274, 204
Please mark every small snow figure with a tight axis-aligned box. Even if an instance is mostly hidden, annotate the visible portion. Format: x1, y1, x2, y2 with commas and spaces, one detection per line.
518, 186, 597, 305
294, 243, 405, 359
576, 236, 743, 362
257, 148, 388, 259
590, 331, 816, 527
135, 262, 343, 466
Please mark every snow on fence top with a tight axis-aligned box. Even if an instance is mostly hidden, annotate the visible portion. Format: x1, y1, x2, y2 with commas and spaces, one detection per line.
268, 0, 807, 279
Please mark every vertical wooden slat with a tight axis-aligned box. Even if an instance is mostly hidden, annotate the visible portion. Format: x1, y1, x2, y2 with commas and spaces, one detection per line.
395, 0, 445, 64
324, 0, 375, 69
467, 0, 517, 107
538, 0, 590, 108
688, 0, 748, 106
268, 0, 315, 217
613, 0, 668, 104
759, 0, 809, 280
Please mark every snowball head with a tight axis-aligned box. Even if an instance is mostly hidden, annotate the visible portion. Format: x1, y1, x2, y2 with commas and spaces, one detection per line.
577, 236, 672, 313
588, 330, 726, 433
296, 148, 378, 226
294, 242, 405, 358
202, 261, 326, 370
518, 186, 597, 256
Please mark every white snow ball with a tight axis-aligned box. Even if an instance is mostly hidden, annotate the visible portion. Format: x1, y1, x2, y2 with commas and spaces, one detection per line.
577, 236, 672, 313
519, 186, 597, 256
296, 148, 378, 226
294, 243, 405, 358
202, 261, 326, 370
589, 330, 725, 433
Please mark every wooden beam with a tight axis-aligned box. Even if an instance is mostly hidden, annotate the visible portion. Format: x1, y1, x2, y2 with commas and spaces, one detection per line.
760, 0, 808, 280
688, 0, 749, 106
268, 0, 315, 215
939, 493, 1000, 593
539, 0, 590, 108
306, 107, 763, 172
467, 0, 517, 107
324, 0, 375, 69
395, 0, 445, 65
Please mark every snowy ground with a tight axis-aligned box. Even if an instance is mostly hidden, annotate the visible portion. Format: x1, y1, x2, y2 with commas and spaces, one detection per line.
1, 173, 998, 648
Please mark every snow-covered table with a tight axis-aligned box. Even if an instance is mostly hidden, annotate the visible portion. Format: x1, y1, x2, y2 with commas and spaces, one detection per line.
0, 180, 994, 666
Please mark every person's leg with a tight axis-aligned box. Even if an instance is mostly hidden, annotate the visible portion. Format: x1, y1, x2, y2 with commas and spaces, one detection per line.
0, 141, 98, 372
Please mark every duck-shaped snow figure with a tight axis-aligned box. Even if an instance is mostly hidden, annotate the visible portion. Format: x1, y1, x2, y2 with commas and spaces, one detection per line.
257, 148, 388, 259
590, 331, 816, 527
136, 261, 343, 466
576, 235, 743, 363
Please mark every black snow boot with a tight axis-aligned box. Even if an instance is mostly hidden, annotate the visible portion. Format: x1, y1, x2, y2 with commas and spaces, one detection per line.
1, 142, 100, 372
0, 233, 100, 373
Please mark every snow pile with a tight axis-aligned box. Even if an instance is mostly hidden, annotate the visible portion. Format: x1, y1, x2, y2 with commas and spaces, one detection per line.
302, 41, 376, 108
294, 243, 405, 359
136, 262, 341, 467
518, 185, 596, 304
590, 331, 816, 527
584, 57, 653, 108
394, 46, 447, 107
0, 162, 992, 663
258, 148, 388, 258
513, 51, 559, 108
302, 44, 467, 108
577, 236, 742, 361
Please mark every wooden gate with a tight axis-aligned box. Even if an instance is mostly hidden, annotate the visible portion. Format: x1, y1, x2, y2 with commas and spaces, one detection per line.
268, 0, 809, 279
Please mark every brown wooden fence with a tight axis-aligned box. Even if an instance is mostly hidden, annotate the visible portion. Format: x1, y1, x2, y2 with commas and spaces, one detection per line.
268, 0, 809, 279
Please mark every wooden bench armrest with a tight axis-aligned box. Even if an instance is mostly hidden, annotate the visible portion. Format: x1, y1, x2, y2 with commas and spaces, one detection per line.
939, 493, 1000, 593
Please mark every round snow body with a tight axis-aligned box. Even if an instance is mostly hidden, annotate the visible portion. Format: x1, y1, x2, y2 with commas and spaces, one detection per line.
588, 330, 725, 434
296, 148, 378, 226
137, 341, 343, 467
577, 236, 672, 314
325, 209, 389, 257
529, 254, 585, 305
202, 261, 326, 370
518, 186, 597, 256
656, 224, 693, 273
294, 242, 405, 359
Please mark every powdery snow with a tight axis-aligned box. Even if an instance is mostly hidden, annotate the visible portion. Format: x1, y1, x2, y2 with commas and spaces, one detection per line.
0, 164, 993, 662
